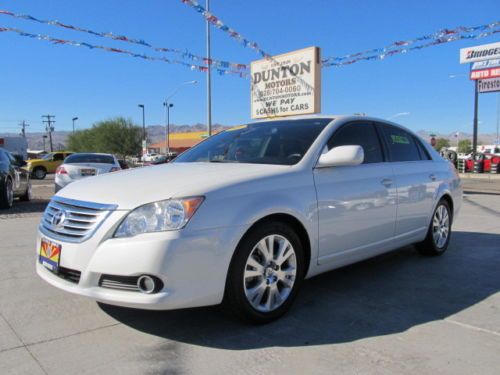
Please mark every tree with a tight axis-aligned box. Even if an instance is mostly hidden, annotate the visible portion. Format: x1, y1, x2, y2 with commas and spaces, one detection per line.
67, 117, 141, 158
434, 138, 450, 151
458, 139, 472, 153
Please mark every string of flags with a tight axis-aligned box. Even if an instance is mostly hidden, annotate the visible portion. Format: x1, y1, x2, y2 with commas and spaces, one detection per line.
0, 9, 249, 72
322, 21, 500, 67
0, 5, 499, 73
181, 1, 499, 68
0, 26, 249, 77
181, 0, 270, 59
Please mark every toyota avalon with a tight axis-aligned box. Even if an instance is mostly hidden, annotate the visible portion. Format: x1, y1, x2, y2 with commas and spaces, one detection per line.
36, 115, 462, 323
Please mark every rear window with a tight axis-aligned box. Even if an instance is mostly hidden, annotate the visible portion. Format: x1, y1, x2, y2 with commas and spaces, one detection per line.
65, 154, 115, 164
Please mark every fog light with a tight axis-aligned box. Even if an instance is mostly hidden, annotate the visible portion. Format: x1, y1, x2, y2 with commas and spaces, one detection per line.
137, 275, 157, 294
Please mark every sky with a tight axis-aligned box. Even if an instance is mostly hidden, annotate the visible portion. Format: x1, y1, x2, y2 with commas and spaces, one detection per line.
0, 0, 499, 137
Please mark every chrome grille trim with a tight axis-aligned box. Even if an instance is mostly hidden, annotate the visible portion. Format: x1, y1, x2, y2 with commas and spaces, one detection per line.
99, 275, 140, 292
39, 196, 118, 243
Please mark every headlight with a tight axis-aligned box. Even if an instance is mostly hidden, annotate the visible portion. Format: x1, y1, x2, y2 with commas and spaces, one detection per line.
114, 197, 204, 238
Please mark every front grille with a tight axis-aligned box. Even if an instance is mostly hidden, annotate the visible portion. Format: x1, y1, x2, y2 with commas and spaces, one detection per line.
99, 274, 140, 292
40, 196, 117, 243
58, 267, 81, 284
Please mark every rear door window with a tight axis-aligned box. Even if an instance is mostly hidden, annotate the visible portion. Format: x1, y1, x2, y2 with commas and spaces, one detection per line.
381, 125, 421, 162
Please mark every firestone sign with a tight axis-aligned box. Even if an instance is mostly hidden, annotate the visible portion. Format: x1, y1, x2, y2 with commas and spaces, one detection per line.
251, 47, 321, 119
460, 41, 500, 64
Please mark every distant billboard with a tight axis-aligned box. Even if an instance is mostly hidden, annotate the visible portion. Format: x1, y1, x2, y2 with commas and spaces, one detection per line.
460, 41, 500, 64
251, 47, 321, 119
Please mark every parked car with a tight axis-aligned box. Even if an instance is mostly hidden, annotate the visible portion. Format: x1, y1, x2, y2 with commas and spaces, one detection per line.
141, 153, 160, 162
27, 151, 74, 179
0, 149, 31, 209
149, 153, 178, 165
36, 115, 462, 323
54, 153, 121, 192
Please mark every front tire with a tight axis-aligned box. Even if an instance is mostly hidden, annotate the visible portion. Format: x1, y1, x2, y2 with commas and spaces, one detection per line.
224, 221, 305, 323
19, 181, 32, 202
416, 199, 452, 256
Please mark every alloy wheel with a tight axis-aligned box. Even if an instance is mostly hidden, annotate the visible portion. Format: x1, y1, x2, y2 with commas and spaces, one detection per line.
432, 204, 450, 249
6, 180, 13, 207
243, 234, 297, 312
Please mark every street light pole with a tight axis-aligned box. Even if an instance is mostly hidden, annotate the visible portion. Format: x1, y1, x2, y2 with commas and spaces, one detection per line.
163, 80, 197, 155
72, 117, 78, 135
138, 104, 146, 155
206, 0, 212, 137
163, 102, 174, 155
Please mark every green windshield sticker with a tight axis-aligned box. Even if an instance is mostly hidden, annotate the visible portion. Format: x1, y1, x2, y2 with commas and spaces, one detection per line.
391, 135, 410, 144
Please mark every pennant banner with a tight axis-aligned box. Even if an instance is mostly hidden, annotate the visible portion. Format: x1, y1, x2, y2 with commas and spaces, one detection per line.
180, 1, 500, 68
0, 9, 249, 71
181, 0, 270, 59
322, 21, 500, 67
0, 26, 249, 77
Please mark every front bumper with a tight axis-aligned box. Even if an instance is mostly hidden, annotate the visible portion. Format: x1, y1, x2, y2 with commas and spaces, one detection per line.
36, 214, 248, 310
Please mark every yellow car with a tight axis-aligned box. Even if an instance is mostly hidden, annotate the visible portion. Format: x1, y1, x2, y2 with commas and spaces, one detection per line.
27, 151, 73, 179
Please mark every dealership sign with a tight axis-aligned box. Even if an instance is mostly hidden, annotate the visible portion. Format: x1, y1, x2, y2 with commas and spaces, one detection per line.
251, 47, 321, 119
460, 41, 500, 64
478, 78, 500, 93
470, 67, 500, 80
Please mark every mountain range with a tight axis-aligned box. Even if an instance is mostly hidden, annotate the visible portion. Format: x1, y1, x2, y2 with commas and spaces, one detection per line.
1, 125, 498, 151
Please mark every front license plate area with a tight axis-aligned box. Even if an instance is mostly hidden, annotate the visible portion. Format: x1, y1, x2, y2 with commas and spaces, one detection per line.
39, 238, 62, 273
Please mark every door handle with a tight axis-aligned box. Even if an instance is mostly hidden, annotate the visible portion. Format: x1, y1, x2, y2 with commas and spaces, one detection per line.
381, 178, 393, 187
429, 174, 437, 181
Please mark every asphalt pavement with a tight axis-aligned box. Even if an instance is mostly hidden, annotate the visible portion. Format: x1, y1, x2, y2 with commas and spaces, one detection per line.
0, 174, 499, 375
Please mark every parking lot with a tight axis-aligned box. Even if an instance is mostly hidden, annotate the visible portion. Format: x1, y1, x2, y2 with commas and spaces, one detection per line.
1, 176, 499, 375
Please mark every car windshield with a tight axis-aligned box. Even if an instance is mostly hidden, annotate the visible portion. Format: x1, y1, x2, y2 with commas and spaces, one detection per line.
174, 118, 331, 165
41, 154, 53, 160
65, 154, 114, 164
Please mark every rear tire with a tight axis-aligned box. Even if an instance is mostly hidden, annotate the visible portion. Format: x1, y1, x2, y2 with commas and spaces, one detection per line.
32, 167, 47, 180
224, 221, 305, 324
416, 199, 452, 256
0, 178, 14, 209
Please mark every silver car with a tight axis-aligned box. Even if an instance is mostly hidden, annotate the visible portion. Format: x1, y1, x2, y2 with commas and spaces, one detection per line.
54, 153, 120, 192
37, 116, 461, 323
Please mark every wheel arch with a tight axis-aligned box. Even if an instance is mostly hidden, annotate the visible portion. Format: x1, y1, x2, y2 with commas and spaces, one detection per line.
224, 212, 312, 291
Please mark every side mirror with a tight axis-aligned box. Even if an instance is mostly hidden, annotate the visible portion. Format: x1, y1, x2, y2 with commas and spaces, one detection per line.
316, 145, 364, 168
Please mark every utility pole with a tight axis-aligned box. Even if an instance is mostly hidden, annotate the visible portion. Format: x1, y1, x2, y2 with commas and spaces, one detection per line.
19, 120, 29, 137
206, 0, 212, 136
42, 115, 55, 152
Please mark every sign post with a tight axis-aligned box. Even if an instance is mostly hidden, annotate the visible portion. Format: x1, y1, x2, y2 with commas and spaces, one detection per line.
460, 42, 500, 158
251, 47, 321, 119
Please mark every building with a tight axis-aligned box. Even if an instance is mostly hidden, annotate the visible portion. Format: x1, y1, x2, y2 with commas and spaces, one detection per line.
148, 131, 211, 154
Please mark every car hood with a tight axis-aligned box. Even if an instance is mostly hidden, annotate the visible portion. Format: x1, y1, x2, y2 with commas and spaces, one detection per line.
56, 162, 290, 210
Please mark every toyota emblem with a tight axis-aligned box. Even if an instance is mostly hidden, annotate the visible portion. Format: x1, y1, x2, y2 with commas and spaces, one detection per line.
51, 210, 67, 228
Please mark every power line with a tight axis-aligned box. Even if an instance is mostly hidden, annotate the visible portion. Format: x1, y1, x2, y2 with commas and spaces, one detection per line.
42, 115, 55, 152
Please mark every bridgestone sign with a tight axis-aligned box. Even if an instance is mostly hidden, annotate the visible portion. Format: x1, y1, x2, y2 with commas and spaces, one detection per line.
251, 47, 321, 119
460, 41, 500, 64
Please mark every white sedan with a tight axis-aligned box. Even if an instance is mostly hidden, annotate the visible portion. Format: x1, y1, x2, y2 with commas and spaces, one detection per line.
36, 115, 462, 323
54, 153, 121, 192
